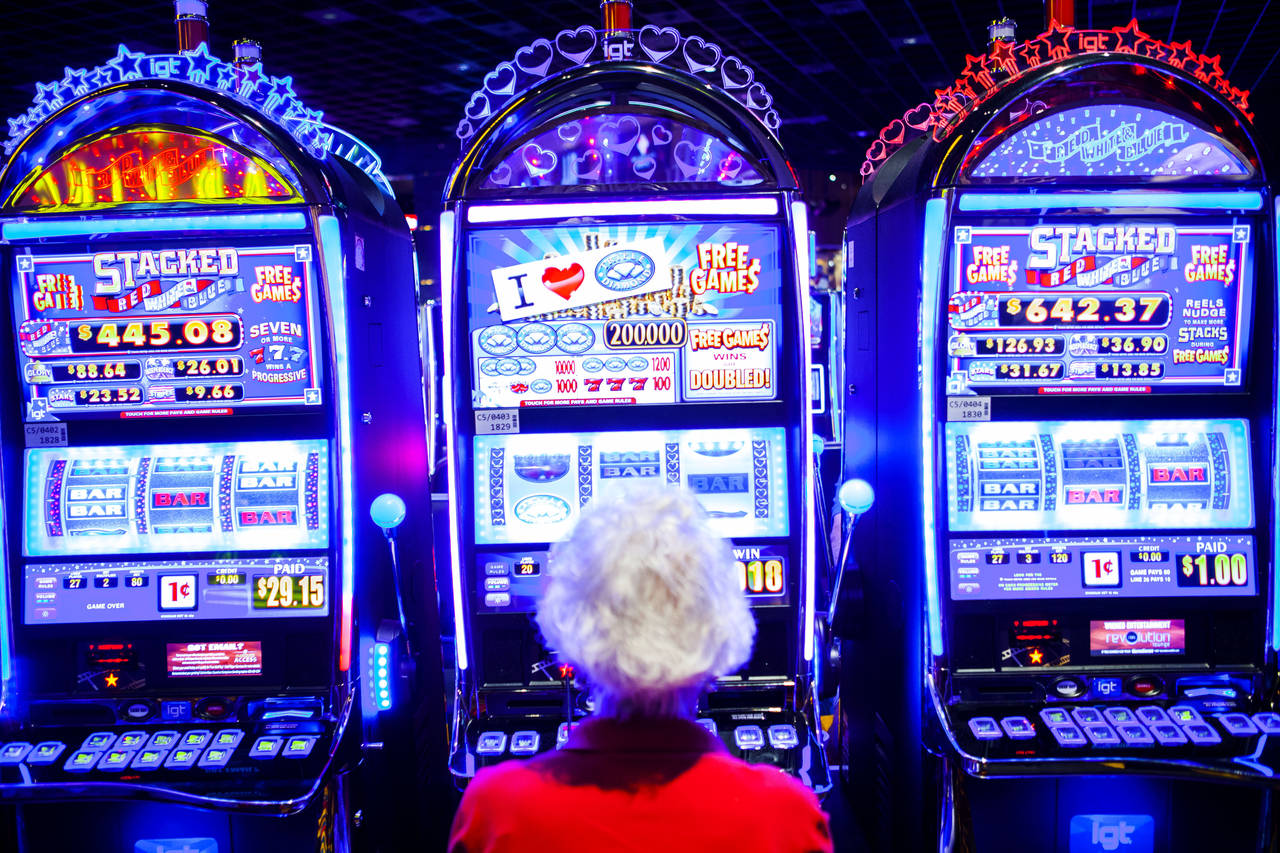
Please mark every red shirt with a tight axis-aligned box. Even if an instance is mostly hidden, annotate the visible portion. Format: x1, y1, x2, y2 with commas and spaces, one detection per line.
448, 716, 832, 853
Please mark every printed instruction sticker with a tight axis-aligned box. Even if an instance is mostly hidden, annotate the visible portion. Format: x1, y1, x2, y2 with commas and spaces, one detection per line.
475, 409, 520, 434
946, 396, 991, 422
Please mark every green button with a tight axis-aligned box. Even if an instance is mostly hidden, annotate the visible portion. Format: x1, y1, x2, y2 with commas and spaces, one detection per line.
218, 733, 237, 744
154, 735, 174, 746
120, 735, 143, 747
206, 750, 225, 761
289, 740, 306, 751
74, 753, 92, 764
142, 751, 159, 761
174, 750, 192, 761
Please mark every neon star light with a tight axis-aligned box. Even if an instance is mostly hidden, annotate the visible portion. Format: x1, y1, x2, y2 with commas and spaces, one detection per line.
861, 19, 1254, 180
3, 43, 391, 194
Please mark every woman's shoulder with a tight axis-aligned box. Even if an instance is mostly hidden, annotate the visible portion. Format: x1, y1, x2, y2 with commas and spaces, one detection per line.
700, 753, 824, 806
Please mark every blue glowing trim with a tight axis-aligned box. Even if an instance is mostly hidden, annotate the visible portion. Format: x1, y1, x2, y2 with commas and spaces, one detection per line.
440, 210, 468, 671
1273, 198, 1279, 652
318, 215, 355, 673
374, 643, 392, 711
921, 198, 947, 658
2, 43, 388, 189
793, 200, 817, 664
957, 191, 1265, 212
0, 458, 8, 688
2, 212, 307, 240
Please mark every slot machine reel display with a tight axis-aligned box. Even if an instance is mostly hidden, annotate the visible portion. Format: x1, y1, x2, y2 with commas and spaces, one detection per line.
441, 16, 826, 790
843, 21, 1277, 853
0, 29, 442, 852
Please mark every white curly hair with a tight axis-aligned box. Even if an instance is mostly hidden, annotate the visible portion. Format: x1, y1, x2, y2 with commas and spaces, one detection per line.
536, 483, 756, 718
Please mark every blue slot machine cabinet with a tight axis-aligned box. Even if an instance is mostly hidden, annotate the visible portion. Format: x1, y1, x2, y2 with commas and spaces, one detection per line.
0, 35, 444, 852
842, 20, 1279, 852
439, 13, 827, 790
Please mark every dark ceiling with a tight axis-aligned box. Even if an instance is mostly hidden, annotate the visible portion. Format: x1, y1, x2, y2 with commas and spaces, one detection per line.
0, 1, 1276, 177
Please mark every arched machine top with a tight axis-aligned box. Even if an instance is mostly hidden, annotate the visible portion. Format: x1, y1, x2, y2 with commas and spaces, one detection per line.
445, 24, 796, 201
0, 43, 392, 211
858, 19, 1263, 197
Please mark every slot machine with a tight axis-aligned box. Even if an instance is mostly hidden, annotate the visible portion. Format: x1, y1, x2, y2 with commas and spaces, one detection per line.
842, 20, 1279, 852
439, 5, 827, 791
0, 18, 443, 852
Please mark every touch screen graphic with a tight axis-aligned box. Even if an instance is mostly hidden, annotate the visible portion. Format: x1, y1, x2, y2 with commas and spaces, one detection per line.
13, 243, 323, 419
473, 427, 788, 545
24, 440, 329, 557
467, 222, 784, 408
945, 222, 1252, 394
1090, 619, 1186, 656
945, 419, 1253, 532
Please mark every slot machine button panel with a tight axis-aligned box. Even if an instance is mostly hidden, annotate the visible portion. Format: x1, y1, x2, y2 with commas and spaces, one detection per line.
0, 742, 33, 764
733, 725, 766, 750
63, 749, 101, 772
26, 742, 65, 765
197, 746, 233, 768
1251, 713, 1280, 735
967, 717, 1002, 741
213, 729, 245, 750
1183, 723, 1221, 745
249, 736, 283, 759
98, 749, 136, 771
999, 716, 1036, 740
146, 730, 181, 750
116, 731, 147, 749
1039, 708, 1072, 727
476, 732, 508, 756
1103, 707, 1137, 726
767, 724, 800, 748
1136, 706, 1171, 726
1052, 677, 1086, 698
282, 736, 319, 759
1070, 707, 1105, 726
1082, 723, 1120, 746
509, 731, 540, 755
1116, 723, 1154, 746
1048, 724, 1087, 748
131, 748, 168, 771
1149, 723, 1188, 746
1168, 705, 1203, 725
180, 729, 213, 748
1215, 713, 1258, 736
163, 747, 202, 770
80, 732, 116, 751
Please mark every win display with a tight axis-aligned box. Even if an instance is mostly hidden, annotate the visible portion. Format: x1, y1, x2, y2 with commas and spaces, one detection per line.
945, 221, 1253, 394
466, 221, 784, 408
13, 242, 323, 419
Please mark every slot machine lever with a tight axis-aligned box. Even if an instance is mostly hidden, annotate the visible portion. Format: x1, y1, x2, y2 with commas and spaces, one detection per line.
828, 479, 875, 629
370, 493, 412, 655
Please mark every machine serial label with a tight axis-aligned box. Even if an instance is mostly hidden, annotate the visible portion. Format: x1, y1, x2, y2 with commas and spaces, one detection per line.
946, 396, 991, 422
475, 409, 520, 435
23, 422, 67, 447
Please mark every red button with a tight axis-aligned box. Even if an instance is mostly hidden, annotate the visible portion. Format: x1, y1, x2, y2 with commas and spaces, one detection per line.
1128, 677, 1163, 697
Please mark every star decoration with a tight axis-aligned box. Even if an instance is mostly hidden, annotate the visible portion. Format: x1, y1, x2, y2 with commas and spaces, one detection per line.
266, 75, 296, 111
184, 42, 217, 83
33, 80, 64, 111
104, 44, 146, 81
236, 63, 265, 99
1042, 21, 1072, 61
1028, 649, 1044, 665
211, 63, 237, 91
104, 672, 119, 688
88, 66, 116, 89
1110, 19, 1144, 54
62, 67, 91, 97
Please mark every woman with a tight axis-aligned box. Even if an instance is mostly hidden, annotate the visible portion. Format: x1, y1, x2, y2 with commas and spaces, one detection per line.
448, 484, 832, 853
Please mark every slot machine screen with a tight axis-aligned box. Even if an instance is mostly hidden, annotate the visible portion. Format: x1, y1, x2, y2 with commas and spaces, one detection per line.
465, 221, 785, 408
944, 220, 1253, 394
23, 439, 329, 557
12, 242, 324, 419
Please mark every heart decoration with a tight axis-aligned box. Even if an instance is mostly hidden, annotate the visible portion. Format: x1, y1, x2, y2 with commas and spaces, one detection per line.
880, 119, 905, 145
558, 120, 583, 143
720, 56, 753, 89
718, 153, 744, 181
632, 155, 657, 180
483, 62, 517, 97
515, 38, 554, 77
867, 139, 887, 161
905, 102, 934, 130
522, 143, 559, 178
465, 91, 490, 121
455, 119, 474, 141
488, 161, 513, 187
674, 140, 712, 179
763, 110, 781, 131
600, 115, 641, 156
637, 25, 681, 62
556, 25, 598, 66
860, 161, 876, 177
542, 263, 585, 300
682, 35, 722, 74
650, 124, 672, 146
746, 82, 772, 111
575, 149, 603, 181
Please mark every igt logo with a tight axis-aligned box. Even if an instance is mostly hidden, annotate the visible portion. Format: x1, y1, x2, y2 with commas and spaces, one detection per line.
1069, 814, 1154, 853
